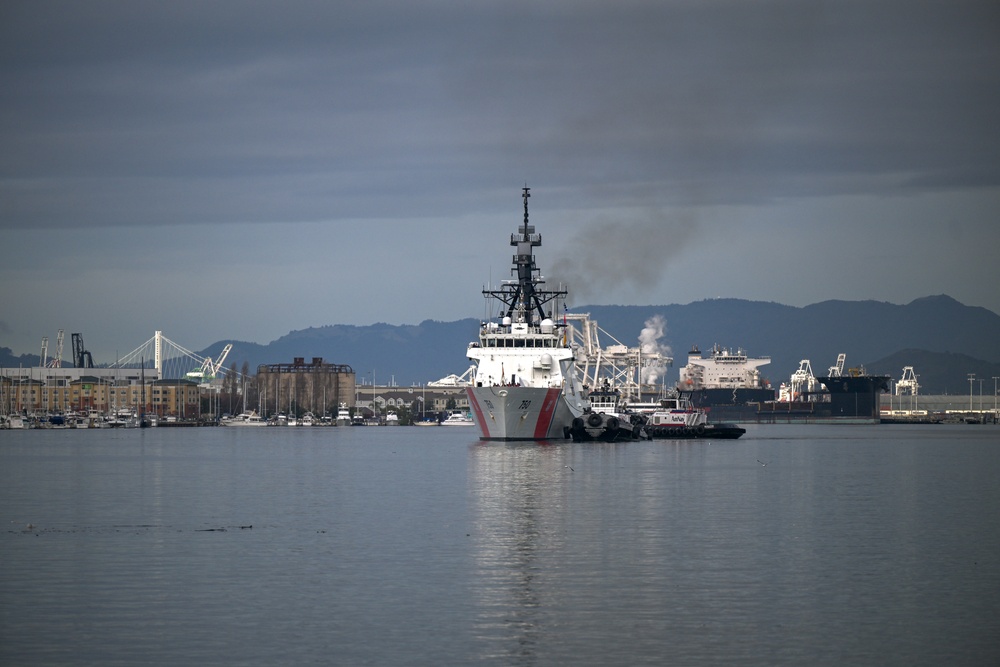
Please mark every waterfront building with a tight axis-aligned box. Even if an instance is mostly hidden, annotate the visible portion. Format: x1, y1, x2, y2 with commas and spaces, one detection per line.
256, 357, 355, 418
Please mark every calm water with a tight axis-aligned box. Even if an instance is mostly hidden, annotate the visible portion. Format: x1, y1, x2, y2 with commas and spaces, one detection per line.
2, 424, 999, 666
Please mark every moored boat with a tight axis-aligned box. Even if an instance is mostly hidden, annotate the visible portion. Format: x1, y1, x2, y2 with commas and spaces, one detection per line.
441, 410, 475, 426
222, 410, 267, 426
3, 414, 27, 429
466, 187, 588, 440
335, 403, 351, 426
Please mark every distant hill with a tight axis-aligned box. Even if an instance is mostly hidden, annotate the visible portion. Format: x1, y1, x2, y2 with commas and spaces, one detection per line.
5, 295, 999, 395
865, 349, 1000, 397
191, 295, 998, 394
0, 346, 38, 369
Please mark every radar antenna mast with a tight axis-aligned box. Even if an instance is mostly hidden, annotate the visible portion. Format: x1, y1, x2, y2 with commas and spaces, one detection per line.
481, 185, 567, 327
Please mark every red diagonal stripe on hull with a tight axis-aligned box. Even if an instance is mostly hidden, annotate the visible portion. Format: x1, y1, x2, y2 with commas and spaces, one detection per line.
466, 387, 490, 438
533, 387, 561, 439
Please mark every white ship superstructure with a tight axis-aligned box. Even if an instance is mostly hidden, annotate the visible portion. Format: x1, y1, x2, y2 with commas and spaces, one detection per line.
677, 344, 774, 408
466, 187, 588, 440
679, 344, 770, 390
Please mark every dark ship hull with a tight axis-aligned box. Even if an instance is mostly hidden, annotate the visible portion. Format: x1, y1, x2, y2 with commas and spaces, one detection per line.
815, 374, 891, 420
680, 388, 774, 423
645, 423, 746, 439
684, 388, 776, 408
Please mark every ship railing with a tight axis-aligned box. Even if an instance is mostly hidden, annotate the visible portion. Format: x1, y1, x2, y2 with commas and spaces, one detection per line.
510, 233, 542, 245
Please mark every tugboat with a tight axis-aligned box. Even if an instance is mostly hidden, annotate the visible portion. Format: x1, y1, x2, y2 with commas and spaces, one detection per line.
466, 186, 589, 440
569, 386, 746, 441
569, 385, 650, 442
645, 395, 745, 439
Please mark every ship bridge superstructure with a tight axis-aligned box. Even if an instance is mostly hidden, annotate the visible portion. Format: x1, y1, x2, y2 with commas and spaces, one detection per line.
468, 186, 578, 393
679, 344, 770, 390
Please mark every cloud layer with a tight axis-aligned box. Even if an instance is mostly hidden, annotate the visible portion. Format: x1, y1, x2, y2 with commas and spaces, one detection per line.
2, 1, 998, 361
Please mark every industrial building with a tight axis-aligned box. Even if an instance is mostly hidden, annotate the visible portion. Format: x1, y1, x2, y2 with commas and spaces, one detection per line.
255, 357, 355, 418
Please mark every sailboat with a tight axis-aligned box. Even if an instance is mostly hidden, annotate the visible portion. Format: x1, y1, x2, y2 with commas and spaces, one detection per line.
413, 384, 439, 425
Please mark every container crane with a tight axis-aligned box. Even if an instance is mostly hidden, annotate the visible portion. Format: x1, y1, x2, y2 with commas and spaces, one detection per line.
789, 359, 819, 399
185, 344, 233, 385
428, 365, 477, 386
72, 333, 94, 368
49, 330, 64, 367
828, 353, 846, 377
896, 367, 919, 396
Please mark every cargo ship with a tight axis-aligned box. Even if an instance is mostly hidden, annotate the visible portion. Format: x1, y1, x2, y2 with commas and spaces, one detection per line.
676, 344, 774, 421
465, 187, 589, 440
815, 371, 891, 420
678, 344, 774, 406
759, 356, 890, 423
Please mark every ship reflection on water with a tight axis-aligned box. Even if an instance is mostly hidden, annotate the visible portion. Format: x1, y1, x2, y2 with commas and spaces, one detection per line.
466, 441, 674, 663
468, 444, 558, 661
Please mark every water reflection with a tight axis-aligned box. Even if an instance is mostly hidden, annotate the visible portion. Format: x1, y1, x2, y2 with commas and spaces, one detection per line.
468, 443, 570, 665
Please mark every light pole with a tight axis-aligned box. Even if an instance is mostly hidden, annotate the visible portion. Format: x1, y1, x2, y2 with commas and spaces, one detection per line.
993, 377, 999, 413
968, 373, 975, 412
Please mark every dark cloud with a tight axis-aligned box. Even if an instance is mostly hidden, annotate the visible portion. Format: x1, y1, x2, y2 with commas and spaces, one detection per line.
549, 206, 701, 304
1, 0, 998, 231
2, 1, 999, 359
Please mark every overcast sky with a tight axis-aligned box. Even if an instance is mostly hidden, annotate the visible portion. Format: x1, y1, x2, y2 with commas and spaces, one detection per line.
2, 0, 998, 363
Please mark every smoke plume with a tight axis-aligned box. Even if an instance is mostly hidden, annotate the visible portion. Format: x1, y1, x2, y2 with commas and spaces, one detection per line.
638, 314, 672, 385
548, 207, 700, 304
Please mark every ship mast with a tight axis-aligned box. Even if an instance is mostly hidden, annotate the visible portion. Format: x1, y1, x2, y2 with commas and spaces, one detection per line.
483, 186, 566, 326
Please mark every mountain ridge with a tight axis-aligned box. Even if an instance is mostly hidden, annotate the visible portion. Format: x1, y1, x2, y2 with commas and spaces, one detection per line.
4, 296, 998, 395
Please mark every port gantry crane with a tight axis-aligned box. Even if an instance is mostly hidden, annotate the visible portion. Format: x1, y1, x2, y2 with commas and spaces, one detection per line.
827, 353, 846, 377
50, 330, 64, 367
896, 366, 919, 395
785, 359, 822, 400
38, 330, 66, 368
185, 343, 233, 385
71, 333, 94, 368
562, 313, 672, 402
